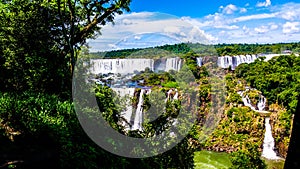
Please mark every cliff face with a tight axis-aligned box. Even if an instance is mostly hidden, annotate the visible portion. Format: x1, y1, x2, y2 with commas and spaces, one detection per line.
201, 103, 293, 159
269, 104, 293, 158
203, 106, 265, 153
201, 75, 293, 159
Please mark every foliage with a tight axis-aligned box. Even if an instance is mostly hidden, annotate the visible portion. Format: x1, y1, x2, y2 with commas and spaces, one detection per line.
229, 143, 267, 169
0, 0, 132, 95
0, 0, 70, 95
235, 54, 300, 114
91, 42, 300, 59
203, 107, 265, 152
132, 70, 176, 86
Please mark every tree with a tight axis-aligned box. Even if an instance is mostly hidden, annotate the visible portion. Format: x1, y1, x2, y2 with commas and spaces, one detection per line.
230, 143, 266, 169
284, 95, 300, 169
0, 0, 132, 95
47, 0, 132, 74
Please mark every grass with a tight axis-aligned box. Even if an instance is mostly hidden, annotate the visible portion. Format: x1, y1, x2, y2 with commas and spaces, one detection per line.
194, 151, 231, 169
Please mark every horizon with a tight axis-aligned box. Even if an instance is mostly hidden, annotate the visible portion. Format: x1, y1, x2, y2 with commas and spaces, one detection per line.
89, 41, 299, 54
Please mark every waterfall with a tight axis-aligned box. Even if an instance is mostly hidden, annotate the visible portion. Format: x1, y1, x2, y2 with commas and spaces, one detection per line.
165, 57, 182, 72
237, 91, 257, 111
90, 58, 155, 75
257, 96, 266, 111
132, 89, 145, 131
166, 89, 173, 102
237, 89, 266, 112
173, 89, 179, 100
166, 89, 179, 101
196, 57, 203, 67
238, 88, 282, 160
90, 58, 182, 75
262, 117, 281, 160
213, 54, 259, 70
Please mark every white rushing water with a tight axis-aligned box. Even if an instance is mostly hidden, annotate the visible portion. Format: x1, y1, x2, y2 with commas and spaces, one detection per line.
196, 54, 290, 69
196, 57, 203, 67
131, 89, 152, 131
237, 89, 267, 112
262, 117, 282, 160
90, 58, 155, 75
257, 96, 266, 111
166, 89, 179, 102
197, 54, 259, 70
238, 89, 281, 160
132, 89, 145, 131
90, 57, 182, 75
165, 57, 182, 72
112, 88, 178, 131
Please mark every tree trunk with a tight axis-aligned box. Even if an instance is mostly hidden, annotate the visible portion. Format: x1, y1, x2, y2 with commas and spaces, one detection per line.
284, 95, 300, 169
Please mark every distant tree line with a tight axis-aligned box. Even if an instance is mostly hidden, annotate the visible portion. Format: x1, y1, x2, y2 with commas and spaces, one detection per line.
90, 42, 300, 59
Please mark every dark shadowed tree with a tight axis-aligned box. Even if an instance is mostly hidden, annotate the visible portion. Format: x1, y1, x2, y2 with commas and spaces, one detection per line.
284, 95, 300, 169
0, 0, 131, 95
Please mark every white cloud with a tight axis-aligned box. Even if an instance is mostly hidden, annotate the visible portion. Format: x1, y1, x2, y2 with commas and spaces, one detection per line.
88, 2, 300, 52
134, 35, 141, 40
269, 24, 278, 30
163, 26, 181, 34
281, 11, 298, 21
108, 44, 118, 49
188, 27, 218, 42
215, 25, 239, 30
283, 22, 300, 34
233, 13, 276, 22
89, 12, 217, 51
254, 25, 269, 33
240, 8, 247, 13
242, 25, 250, 34
256, 0, 271, 7
122, 19, 134, 25
183, 14, 240, 30
222, 4, 238, 14
275, 4, 300, 21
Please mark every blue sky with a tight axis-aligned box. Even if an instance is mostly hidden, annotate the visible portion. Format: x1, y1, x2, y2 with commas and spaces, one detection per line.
129, 0, 295, 17
88, 0, 300, 52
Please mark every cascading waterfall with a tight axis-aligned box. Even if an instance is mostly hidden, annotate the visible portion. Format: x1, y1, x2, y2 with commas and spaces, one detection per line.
130, 88, 179, 131
237, 89, 267, 112
196, 57, 203, 67
131, 89, 152, 131
257, 96, 266, 111
173, 89, 179, 100
90, 58, 155, 74
165, 57, 182, 72
197, 54, 258, 70
90, 57, 182, 75
238, 88, 281, 160
132, 89, 145, 131
166, 89, 179, 102
262, 117, 281, 160
166, 89, 173, 102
